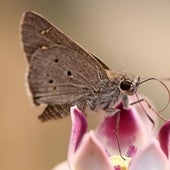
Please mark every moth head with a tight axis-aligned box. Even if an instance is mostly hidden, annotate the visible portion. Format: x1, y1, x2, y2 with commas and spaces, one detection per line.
119, 75, 140, 95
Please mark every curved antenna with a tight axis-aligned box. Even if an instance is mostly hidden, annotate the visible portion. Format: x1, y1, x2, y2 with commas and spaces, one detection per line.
154, 77, 170, 81
137, 78, 170, 120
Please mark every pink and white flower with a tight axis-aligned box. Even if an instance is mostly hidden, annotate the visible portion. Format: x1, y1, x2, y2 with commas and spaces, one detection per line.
53, 96, 170, 170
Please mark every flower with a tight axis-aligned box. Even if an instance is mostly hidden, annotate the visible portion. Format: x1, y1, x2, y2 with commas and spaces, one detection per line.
53, 96, 170, 170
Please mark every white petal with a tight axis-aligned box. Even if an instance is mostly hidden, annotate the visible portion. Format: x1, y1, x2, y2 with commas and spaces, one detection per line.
52, 161, 70, 170
129, 139, 169, 170
73, 131, 112, 170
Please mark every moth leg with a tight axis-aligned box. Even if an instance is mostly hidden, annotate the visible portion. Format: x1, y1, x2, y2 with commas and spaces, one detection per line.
86, 100, 96, 110
103, 99, 121, 116
77, 100, 96, 116
114, 111, 126, 160
104, 107, 120, 116
130, 98, 155, 127
104, 101, 125, 159
130, 98, 145, 106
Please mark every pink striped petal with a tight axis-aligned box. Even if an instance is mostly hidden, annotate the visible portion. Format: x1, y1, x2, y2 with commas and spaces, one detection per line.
158, 120, 170, 159
96, 100, 148, 155
68, 106, 88, 166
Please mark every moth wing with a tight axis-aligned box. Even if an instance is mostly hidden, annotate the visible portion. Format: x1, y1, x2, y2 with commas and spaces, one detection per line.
21, 11, 108, 105
91, 53, 118, 80
90, 53, 110, 70
38, 104, 71, 121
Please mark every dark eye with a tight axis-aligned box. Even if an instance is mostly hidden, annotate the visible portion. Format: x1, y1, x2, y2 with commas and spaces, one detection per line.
120, 80, 132, 91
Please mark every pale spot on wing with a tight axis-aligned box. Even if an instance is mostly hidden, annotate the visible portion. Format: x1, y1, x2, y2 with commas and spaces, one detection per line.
41, 45, 48, 50
40, 27, 52, 35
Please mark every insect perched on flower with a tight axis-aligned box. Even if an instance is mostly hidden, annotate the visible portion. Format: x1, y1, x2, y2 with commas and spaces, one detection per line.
21, 11, 170, 161
21, 11, 170, 121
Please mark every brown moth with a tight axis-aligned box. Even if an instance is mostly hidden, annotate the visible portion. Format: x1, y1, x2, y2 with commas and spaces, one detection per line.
21, 11, 140, 121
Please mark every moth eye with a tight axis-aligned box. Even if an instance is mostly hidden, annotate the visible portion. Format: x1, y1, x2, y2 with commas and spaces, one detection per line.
48, 79, 54, 84
120, 80, 132, 91
67, 70, 72, 76
46, 74, 50, 77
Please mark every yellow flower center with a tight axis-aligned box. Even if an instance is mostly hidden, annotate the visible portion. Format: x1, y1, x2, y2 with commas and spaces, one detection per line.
109, 155, 131, 170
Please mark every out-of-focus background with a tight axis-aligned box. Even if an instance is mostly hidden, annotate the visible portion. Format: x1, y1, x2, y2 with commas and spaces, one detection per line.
1, 1, 170, 170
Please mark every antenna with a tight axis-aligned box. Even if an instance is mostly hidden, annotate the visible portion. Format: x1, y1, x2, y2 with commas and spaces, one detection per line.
135, 78, 170, 121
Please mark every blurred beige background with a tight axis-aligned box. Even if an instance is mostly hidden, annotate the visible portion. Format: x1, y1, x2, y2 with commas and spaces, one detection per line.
1, 1, 170, 170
